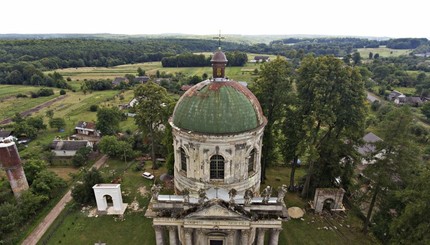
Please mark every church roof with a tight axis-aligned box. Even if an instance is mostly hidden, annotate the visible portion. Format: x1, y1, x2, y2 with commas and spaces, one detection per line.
171, 48, 265, 134
171, 79, 265, 134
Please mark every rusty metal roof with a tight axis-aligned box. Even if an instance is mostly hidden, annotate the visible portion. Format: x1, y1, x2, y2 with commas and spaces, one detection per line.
172, 80, 265, 134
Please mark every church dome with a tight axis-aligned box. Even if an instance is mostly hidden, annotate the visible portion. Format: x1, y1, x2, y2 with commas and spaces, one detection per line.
171, 79, 265, 134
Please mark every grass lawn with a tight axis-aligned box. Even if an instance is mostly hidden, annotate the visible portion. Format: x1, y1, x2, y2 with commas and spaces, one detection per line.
0, 85, 42, 99
0, 89, 60, 122
357, 46, 412, 59
40, 159, 161, 245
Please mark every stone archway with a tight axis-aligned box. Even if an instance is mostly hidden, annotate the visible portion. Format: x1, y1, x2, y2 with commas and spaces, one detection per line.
322, 198, 335, 212
312, 188, 345, 213
93, 184, 127, 215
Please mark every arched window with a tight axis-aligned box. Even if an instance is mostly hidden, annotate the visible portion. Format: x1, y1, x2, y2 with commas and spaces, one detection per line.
180, 148, 187, 172
210, 155, 225, 180
248, 149, 255, 173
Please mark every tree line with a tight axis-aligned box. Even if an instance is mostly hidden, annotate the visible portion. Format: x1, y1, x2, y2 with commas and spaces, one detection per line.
161, 51, 248, 67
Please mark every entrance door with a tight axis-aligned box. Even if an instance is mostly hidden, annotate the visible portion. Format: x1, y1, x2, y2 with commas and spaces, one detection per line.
210, 240, 223, 245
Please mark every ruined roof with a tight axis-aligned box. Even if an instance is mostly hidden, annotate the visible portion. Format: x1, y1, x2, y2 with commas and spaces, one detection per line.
171, 80, 266, 134
357, 132, 382, 155
75, 121, 96, 130
0, 130, 12, 138
51, 140, 89, 151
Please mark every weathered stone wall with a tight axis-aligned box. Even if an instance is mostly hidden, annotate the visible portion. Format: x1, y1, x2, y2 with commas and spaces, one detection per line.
171, 122, 264, 195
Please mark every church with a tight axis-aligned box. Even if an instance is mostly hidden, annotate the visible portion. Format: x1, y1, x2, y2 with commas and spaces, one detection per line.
145, 47, 288, 245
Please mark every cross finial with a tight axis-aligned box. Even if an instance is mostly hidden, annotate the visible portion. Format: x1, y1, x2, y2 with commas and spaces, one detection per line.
213, 30, 225, 49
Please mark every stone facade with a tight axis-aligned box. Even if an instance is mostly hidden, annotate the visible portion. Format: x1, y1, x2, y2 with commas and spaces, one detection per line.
171, 120, 264, 194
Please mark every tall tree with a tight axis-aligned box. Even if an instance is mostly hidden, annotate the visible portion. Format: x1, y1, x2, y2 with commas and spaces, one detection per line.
96, 107, 122, 136
134, 82, 173, 169
49, 117, 66, 131
297, 55, 366, 198
281, 98, 306, 190
388, 167, 430, 243
362, 106, 420, 233
71, 168, 104, 204
251, 57, 294, 182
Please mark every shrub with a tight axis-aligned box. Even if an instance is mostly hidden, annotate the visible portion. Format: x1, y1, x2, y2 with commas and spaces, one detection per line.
16, 93, 28, 98
89, 105, 98, 112
60, 89, 66, 95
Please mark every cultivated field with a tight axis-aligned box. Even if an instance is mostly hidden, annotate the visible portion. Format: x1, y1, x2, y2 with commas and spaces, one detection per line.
357, 46, 412, 59
0, 86, 60, 122
51, 53, 279, 86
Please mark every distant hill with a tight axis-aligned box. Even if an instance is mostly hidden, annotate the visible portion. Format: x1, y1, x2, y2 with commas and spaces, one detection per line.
0, 33, 391, 44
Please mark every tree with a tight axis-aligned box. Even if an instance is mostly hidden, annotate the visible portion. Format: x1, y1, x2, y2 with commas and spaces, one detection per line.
49, 117, 66, 131
296, 55, 366, 197
388, 168, 430, 243
251, 57, 294, 182
374, 53, 380, 59
23, 159, 47, 185
134, 82, 174, 169
96, 107, 122, 136
45, 109, 54, 119
369, 52, 373, 59
362, 107, 420, 233
421, 102, 430, 119
98, 136, 134, 161
72, 146, 92, 167
352, 52, 361, 65
31, 170, 66, 198
281, 99, 306, 190
13, 120, 38, 139
26, 116, 47, 131
72, 168, 104, 204
137, 67, 145, 76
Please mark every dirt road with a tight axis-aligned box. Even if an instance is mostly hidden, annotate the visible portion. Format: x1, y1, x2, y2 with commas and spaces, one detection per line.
22, 155, 109, 245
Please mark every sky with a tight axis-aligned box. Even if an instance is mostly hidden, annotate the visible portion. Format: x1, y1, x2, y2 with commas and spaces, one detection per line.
1, 0, 428, 39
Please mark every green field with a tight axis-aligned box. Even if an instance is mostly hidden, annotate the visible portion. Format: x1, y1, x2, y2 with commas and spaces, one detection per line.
0, 85, 42, 99
0, 87, 60, 122
51, 53, 276, 86
11, 89, 136, 158
357, 46, 412, 59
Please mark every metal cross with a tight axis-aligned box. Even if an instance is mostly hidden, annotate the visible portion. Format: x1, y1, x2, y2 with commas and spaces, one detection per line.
213, 30, 225, 49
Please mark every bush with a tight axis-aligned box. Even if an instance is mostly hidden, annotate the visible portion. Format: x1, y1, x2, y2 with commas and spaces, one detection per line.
60, 89, 66, 95
16, 93, 28, 98
89, 105, 98, 112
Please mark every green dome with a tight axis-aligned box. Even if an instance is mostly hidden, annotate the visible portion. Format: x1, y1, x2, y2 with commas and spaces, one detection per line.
172, 80, 265, 134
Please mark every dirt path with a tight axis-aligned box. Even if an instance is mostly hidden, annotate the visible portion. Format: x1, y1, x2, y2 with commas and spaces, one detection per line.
0, 94, 68, 125
22, 155, 109, 245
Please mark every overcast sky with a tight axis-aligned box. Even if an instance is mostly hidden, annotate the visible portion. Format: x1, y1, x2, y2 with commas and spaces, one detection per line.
1, 0, 428, 38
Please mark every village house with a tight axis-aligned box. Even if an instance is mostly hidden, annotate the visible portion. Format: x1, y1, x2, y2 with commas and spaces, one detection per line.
395, 96, 423, 107
252, 55, 270, 63
388, 90, 405, 101
75, 121, 100, 137
357, 132, 383, 166
51, 139, 91, 157
112, 77, 129, 87
133, 76, 149, 83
